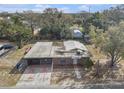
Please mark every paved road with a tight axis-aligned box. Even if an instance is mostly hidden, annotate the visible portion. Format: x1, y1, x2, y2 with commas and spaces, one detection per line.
12, 83, 124, 89
16, 65, 52, 88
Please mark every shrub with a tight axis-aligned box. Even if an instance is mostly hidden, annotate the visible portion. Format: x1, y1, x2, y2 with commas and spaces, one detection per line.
80, 58, 94, 68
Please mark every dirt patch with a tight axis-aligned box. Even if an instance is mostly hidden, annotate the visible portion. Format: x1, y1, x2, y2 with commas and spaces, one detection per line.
51, 66, 75, 85
0, 67, 21, 87
0, 44, 32, 87
0, 44, 33, 67
51, 63, 124, 88
86, 45, 106, 61
50, 44, 124, 88
7, 44, 33, 61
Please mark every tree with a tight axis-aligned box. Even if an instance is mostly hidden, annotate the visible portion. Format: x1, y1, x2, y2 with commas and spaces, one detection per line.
81, 12, 91, 34
0, 19, 10, 38
95, 30, 105, 48
23, 11, 41, 37
40, 8, 73, 39
8, 14, 32, 49
102, 5, 124, 27
89, 25, 105, 49
89, 25, 97, 44
95, 60, 100, 78
102, 26, 124, 67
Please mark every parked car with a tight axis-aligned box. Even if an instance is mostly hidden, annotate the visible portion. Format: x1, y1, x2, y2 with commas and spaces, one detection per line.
0, 43, 14, 50
0, 45, 3, 50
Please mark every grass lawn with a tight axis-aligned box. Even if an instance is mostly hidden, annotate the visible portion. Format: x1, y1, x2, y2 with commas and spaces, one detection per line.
86, 44, 107, 62
51, 44, 124, 87
86, 44, 124, 64
7, 44, 33, 61
0, 67, 21, 87
0, 44, 33, 87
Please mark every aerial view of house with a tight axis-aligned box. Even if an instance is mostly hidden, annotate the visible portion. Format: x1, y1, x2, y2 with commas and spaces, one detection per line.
0, 4, 124, 89
23, 40, 89, 66
14, 40, 90, 88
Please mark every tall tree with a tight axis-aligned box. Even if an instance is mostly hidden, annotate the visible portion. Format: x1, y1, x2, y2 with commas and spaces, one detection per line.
23, 10, 41, 37
9, 13, 32, 48
102, 26, 124, 67
80, 11, 91, 34
0, 19, 10, 38
40, 8, 73, 39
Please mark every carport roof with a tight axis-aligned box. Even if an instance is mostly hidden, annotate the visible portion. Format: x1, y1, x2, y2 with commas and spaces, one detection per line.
24, 42, 53, 58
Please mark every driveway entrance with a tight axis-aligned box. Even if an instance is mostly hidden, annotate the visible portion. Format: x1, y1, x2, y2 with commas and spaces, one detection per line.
16, 64, 52, 88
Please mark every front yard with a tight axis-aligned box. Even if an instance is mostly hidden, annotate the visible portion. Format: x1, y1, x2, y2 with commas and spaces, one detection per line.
0, 41, 124, 88
0, 67, 21, 87
0, 44, 32, 87
50, 44, 124, 88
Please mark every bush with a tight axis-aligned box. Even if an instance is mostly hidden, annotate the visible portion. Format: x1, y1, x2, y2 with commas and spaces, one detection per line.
80, 58, 94, 68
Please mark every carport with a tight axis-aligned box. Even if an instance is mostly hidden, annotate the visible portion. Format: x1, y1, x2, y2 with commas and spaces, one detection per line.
17, 42, 53, 88
27, 58, 52, 65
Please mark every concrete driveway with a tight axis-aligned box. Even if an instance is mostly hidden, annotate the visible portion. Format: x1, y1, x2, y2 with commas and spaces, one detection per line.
16, 65, 52, 88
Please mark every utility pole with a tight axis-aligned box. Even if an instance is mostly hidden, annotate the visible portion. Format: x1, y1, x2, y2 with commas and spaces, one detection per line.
88, 5, 91, 17
89, 5, 91, 13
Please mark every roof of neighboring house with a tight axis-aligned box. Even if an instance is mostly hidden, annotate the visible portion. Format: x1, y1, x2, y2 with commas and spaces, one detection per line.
73, 30, 82, 33
73, 30, 82, 38
0, 17, 3, 20
24, 40, 89, 59
33, 28, 41, 36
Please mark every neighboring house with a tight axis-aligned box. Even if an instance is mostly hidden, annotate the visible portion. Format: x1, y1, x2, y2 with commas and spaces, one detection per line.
70, 25, 83, 39
7, 16, 10, 20
33, 28, 41, 36
72, 30, 83, 38
22, 40, 90, 67
0, 17, 3, 20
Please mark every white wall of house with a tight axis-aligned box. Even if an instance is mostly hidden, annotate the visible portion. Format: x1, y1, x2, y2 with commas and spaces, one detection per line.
72, 30, 82, 38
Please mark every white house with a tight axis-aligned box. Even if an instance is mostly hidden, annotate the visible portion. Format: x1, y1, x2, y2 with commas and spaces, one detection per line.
72, 30, 83, 38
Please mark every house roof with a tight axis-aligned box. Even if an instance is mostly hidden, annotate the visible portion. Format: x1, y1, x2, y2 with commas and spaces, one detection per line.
74, 30, 82, 33
24, 40, 89, 59
64, 40, 88, 51
24, 42, 53, 58
73, 30, 82, 38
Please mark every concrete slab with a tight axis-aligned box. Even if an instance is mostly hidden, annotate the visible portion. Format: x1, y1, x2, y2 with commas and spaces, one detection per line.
16, 65, 52, 88
24, 42, 53, 58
